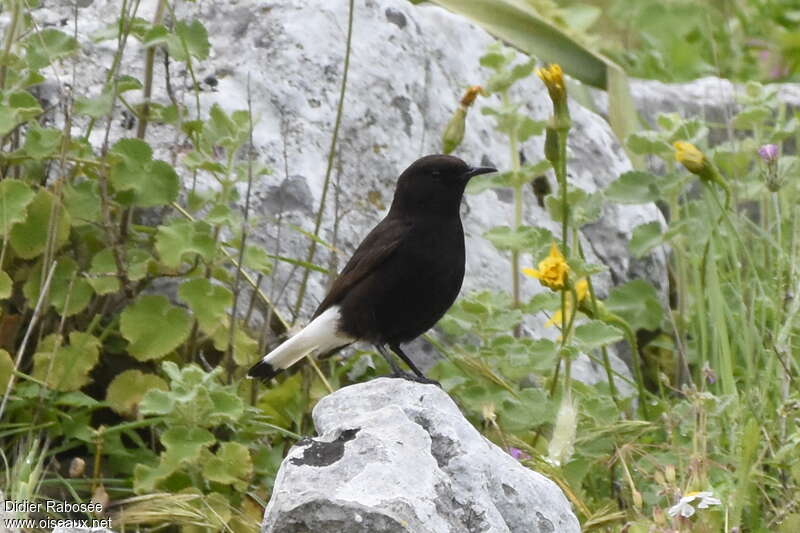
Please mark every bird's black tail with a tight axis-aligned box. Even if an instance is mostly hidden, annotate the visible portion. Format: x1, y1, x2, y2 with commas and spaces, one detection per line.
247, 359, 283, 381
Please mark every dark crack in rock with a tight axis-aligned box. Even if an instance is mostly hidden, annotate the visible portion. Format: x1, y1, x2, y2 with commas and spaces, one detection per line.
385, 7, 407, 28
290, 428, 360, 467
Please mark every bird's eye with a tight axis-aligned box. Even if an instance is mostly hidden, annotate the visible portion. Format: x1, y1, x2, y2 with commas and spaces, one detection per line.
431, 170, 442, 180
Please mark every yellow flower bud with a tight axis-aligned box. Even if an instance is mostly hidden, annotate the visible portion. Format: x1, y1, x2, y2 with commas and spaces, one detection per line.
673, 141, 705, 174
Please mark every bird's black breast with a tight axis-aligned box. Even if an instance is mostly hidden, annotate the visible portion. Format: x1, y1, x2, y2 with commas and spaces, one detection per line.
336, 216, 466, 345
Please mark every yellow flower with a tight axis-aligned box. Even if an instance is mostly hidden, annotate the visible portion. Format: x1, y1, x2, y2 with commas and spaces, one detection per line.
523, 242, 569, 290
673, 141, 705, 174
537, 63, 568, 116
537, 64, 565, 98
545, 278, 589, 328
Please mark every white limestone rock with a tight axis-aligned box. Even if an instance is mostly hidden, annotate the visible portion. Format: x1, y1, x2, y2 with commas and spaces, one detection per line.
263, 378, 580, 533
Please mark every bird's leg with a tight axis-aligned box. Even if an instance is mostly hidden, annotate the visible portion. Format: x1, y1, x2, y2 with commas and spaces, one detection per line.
376, 345, 404, 376
390, 343, 440, 386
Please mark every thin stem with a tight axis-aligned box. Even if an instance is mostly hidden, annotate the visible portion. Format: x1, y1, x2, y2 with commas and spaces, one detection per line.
0, 0, 22, 90
136, 0, 167, 139
292, 0, 355, 321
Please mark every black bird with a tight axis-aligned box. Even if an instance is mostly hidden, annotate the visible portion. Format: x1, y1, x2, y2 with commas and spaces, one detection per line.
248, 154, 496, 382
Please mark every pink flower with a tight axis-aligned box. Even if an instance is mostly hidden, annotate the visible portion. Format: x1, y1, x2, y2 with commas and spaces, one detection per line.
758, 144, 779, 162
508, 447, 531, 461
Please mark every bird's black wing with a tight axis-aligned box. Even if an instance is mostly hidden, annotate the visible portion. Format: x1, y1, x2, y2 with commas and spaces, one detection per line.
313, 216, 411, 318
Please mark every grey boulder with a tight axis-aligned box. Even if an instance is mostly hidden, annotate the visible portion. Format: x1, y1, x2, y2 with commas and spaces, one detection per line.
262, 378, 579, 533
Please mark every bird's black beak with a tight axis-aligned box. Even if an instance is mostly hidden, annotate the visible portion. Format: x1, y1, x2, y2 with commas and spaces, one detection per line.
463, 166, 497, 180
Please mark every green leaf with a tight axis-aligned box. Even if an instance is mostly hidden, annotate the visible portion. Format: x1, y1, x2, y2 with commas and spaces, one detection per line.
211, 321, 260, 366
605, 171, 661, 204
23, 125, 62, 159
106, 369, 169, 417
155, 219, 216, 268
241, 244, 274, 274
0, 349, 13, 394
0, 179, 35, 236
178, 278, 232, 335
117, 75, 143, 93
108, 138, 180, 207
732, 105, 771, 130
64, 180, 102, 226
626, 131, 672, 156
24, 257, 94, 316
0, 271, 11, 299
170, 20, 211, 61
25, 29, 79, 69
9, 189, 71, 259
574, 321, 624, 351
74, 91, 114, 118
483, 225, 554, 254
121, 295, 193, 360
546, 186, 602, 226
162, 426, 215, 463
88, 248, 151, 295
139, 388, 175, 416
202, 442, 252, 487
32, 332, 100, 391
605, 280, 663, 331
629, 221, 663, 258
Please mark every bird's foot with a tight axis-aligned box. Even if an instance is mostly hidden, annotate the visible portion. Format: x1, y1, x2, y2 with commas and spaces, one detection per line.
389, 370, 441, 387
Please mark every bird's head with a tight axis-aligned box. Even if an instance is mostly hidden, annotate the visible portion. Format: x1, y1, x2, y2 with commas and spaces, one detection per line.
390, 154, 496, 217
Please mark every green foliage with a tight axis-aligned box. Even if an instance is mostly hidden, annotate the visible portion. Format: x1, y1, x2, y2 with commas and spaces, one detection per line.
0, 6, 273, 527
121, 295, 193, 361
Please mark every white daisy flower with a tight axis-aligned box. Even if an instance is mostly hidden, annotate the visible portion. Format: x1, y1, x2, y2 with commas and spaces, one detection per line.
668, 491, 722, 518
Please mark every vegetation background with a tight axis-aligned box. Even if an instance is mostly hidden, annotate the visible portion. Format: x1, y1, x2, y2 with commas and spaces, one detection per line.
1, 0, 799, 531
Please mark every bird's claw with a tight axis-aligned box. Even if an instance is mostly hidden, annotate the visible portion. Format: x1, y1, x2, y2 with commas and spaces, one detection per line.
389, 370, 441, 387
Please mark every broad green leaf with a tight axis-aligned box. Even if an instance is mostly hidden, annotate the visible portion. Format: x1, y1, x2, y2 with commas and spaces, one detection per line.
202, 442, 252, 487
117, 75, 143, 93
732, 105, 771, 130
629, 221, 663, 258
483, 225, 553, 254
8, 91, 43, 121
605, 280, 663, 331
121, 295, 192, 360
23, 125, 62, 159
88, 248, 151, 295
32, 332, 100, 391
211, 321, 260, 366
546, 186, 602, 226
25, 29, 79, 69
605, 171, 661, 204
74, 91, 114, 118
497, 338, 558, 380
106, 370, 169, 417
170, 20, 211, 61
161, 426, 215, 463
626, 131, 672, 156
156, 219, 216, 268
24, 257, 93, 316
178, 278, 232, 335
64, 180, 102, 226
574, 321, 624, 351
0, 349, 13, 394
108, 138, 179, 207
0, 179, 35, 236
241, 244, 273, 274
139, 389, 175, 416
9, 189, 71, 259
0, 271, 11, 299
